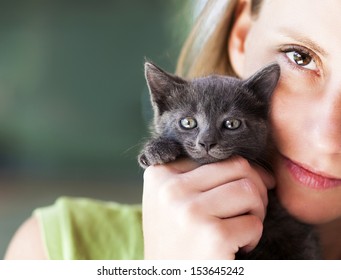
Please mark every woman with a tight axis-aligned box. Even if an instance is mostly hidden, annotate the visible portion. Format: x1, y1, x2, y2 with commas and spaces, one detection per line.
5, 0, 341, 259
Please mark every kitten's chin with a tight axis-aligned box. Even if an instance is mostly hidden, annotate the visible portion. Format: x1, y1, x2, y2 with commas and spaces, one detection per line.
189, 152, 232, 165
186, 149, 234, 164
194, 156, 221, 165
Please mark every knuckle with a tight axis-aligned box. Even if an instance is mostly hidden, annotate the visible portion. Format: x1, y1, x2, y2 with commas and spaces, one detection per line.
181, 199, 201, 221
248, 215, 264, 237
158, 176, 188, 203
203, 221, 222, 240
143, 165, 187, 201
239, 179, 266, 219
163, 176, 185, 191
206, 220, 227, 239
251, 190, 264, 208
240, 178, 258, 195
233, 156, 251, 172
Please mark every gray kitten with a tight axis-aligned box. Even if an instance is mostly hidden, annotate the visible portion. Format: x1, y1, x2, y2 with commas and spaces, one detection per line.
138, 62, 320, 259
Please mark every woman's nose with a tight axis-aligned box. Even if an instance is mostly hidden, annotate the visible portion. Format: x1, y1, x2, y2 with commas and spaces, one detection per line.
312, 82, 341, 154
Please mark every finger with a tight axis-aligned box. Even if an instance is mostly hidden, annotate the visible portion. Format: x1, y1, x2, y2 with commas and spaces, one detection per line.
179, 157, 256, 192
143, 158, 200, 187
196, 179, 267, 221
165, 158, 200, 173
218, 215, 263, 255
145, 156, 275, 190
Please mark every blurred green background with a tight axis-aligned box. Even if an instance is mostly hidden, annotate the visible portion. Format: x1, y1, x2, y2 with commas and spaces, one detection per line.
0, 0, 202, 257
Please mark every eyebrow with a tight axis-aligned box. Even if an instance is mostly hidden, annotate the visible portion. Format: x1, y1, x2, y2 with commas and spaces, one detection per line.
278, 27, 327, 56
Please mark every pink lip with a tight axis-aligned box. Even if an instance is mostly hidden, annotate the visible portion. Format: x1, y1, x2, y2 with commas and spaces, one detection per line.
284, 156, 341, 190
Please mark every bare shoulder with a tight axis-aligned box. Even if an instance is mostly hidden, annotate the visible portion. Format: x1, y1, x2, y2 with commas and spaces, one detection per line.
4, 215, 48, 259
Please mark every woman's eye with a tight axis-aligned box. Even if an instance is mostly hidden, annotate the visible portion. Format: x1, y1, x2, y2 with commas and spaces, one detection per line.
180, 117, 197, 129
285, 50, 317, 71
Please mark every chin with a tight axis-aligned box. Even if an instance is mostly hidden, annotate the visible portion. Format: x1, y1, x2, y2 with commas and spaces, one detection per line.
276, 185, 332, 224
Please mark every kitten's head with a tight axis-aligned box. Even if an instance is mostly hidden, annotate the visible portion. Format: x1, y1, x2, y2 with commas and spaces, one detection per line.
144, 62, 280, 164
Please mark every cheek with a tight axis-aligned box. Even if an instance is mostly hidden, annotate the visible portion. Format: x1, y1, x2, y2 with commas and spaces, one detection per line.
269, 71, 320, 155
271, 86, 295, 153
270, 83, 300, 154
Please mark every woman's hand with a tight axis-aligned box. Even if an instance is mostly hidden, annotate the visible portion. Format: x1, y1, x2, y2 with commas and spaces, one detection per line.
142, 156, 275, 259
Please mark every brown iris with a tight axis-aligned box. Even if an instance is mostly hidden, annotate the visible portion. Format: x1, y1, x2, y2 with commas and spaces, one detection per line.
293, 51, 312, 66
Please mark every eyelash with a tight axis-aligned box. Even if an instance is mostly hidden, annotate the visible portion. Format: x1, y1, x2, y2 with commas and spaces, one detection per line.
279, 45, 321, 75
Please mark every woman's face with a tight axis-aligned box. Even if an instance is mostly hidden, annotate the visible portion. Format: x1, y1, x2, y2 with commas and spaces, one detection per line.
230, 0, 341, 224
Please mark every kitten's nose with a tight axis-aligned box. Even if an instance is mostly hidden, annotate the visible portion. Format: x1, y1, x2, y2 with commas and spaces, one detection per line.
199, 141, 217, 152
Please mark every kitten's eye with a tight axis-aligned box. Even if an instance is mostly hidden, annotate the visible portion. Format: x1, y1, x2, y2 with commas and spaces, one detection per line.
224, 119, 241, 130
180, 117, 197, 129
285, 50, 317, 70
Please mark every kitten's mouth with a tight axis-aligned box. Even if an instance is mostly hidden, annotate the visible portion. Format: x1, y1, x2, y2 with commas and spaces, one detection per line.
194, 153, 226, 164
187, 148, 234, 164
196, 156, 219, 164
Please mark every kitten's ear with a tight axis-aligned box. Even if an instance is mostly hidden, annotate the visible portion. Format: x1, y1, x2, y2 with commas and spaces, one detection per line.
144, 61, 187, 114
243, 63, 281, 101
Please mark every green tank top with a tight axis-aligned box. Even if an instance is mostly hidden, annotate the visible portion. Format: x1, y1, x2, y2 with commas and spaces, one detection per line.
34, 197, 144, 260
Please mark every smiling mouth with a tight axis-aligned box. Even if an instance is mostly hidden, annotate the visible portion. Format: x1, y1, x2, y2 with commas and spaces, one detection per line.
283, 156, 341, 190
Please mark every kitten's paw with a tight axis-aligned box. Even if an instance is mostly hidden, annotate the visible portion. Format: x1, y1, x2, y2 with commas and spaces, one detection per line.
138, 153, 150, 169
138, 140, 181, 169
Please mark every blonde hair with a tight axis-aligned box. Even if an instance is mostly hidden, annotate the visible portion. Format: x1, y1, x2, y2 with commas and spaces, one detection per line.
176, 0, 262, 79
